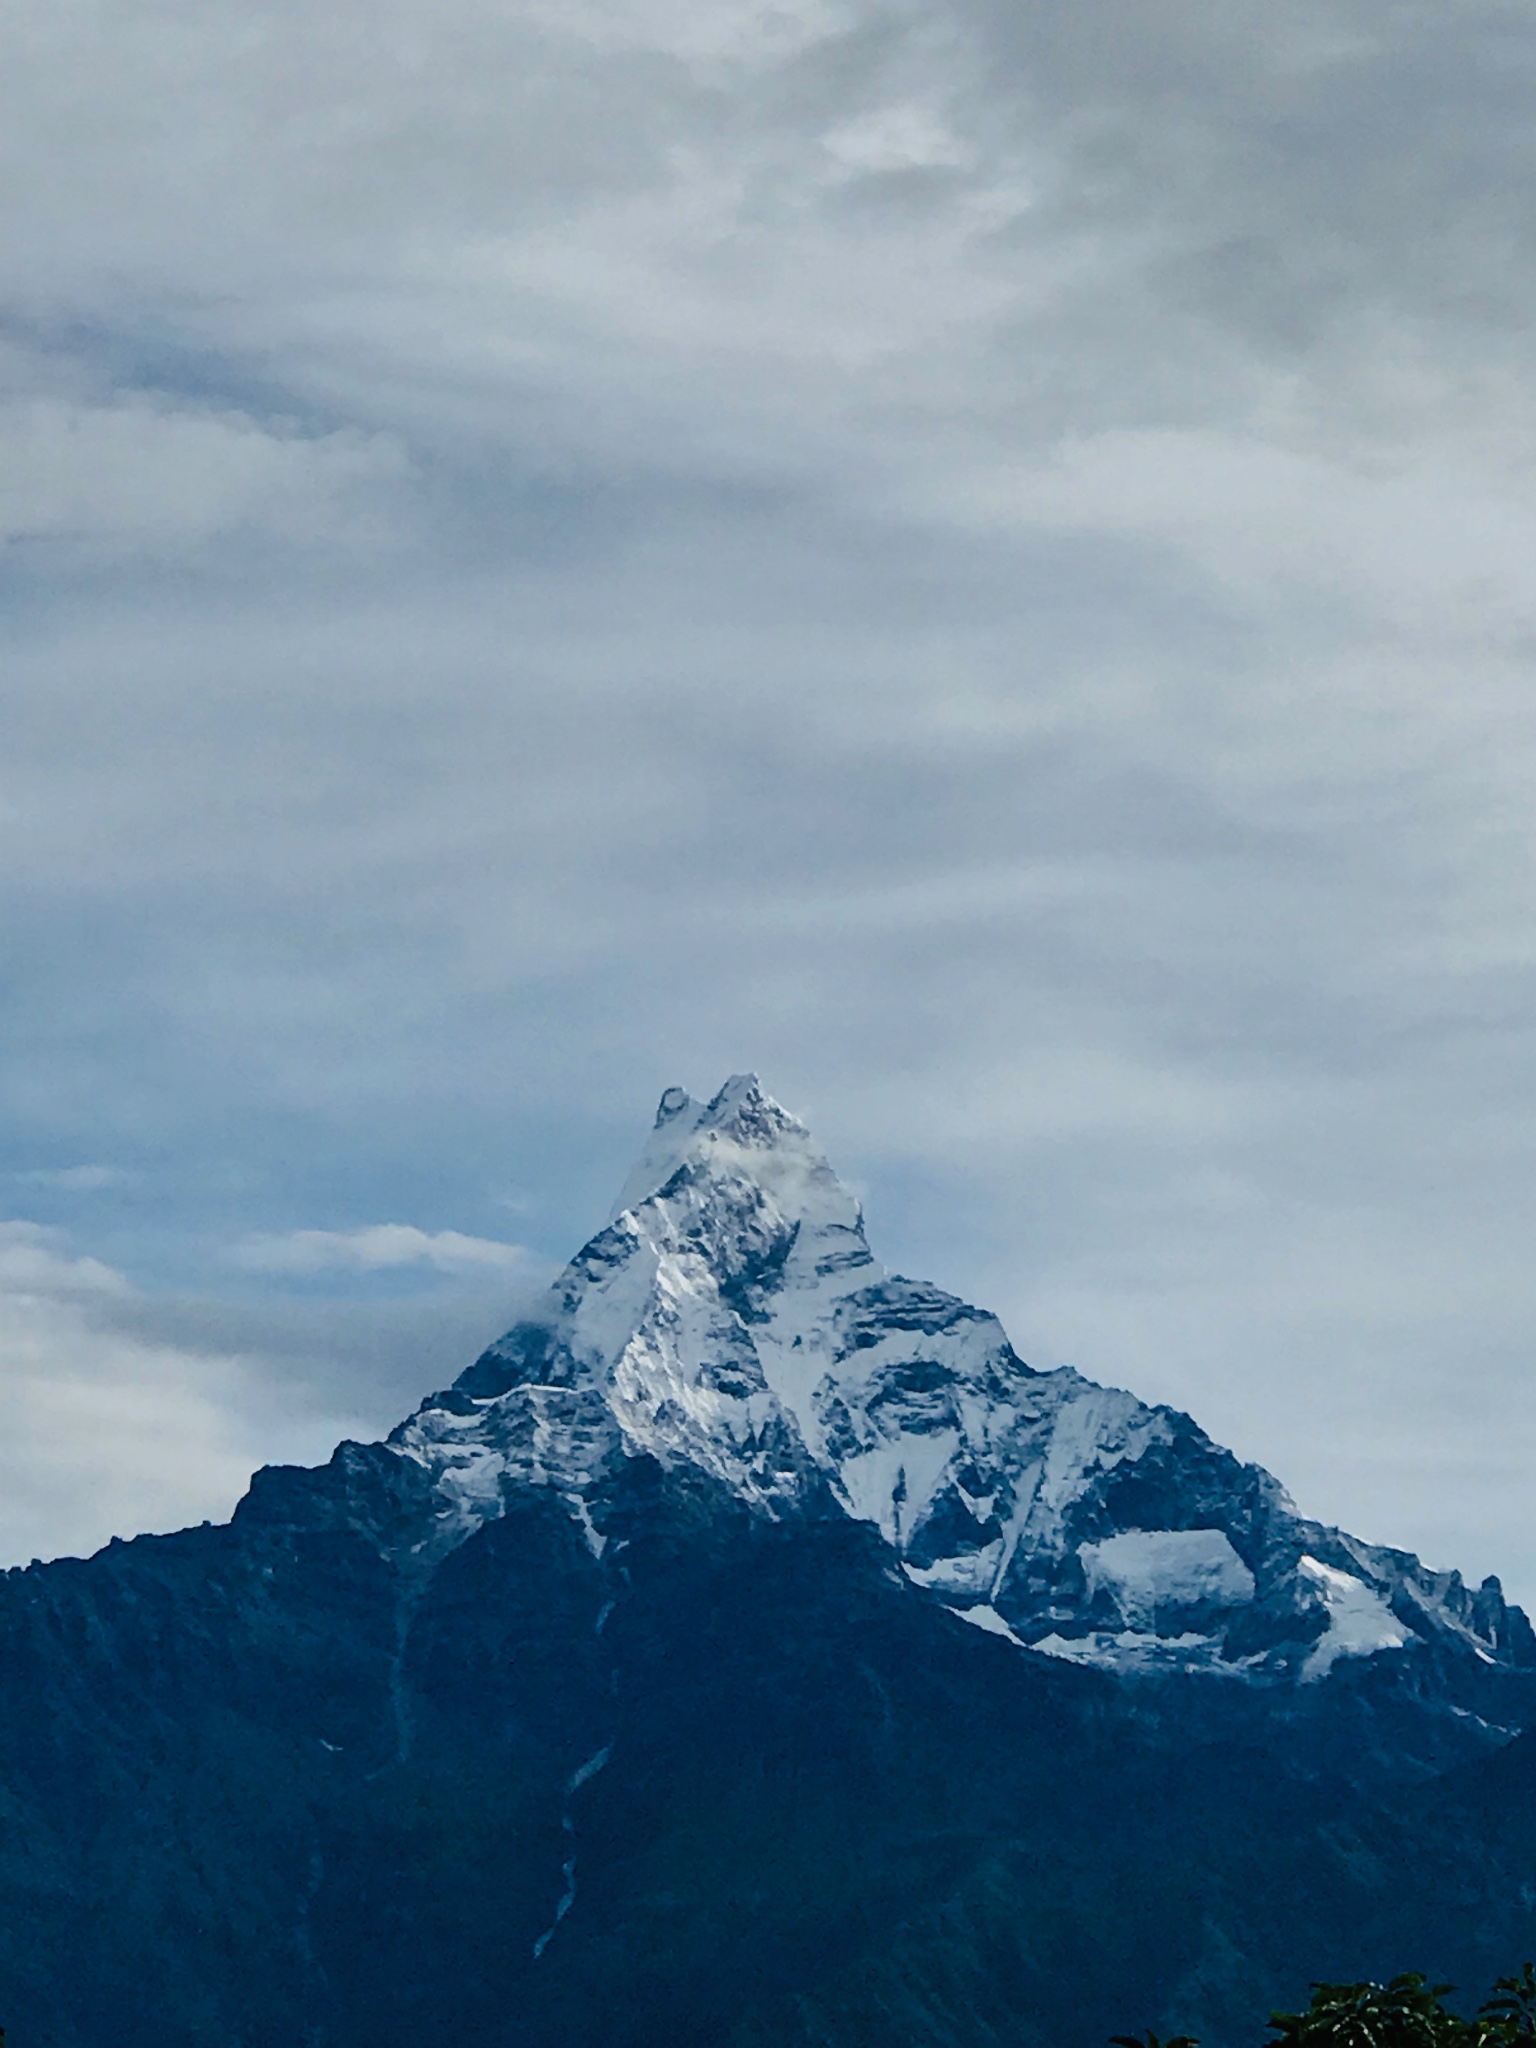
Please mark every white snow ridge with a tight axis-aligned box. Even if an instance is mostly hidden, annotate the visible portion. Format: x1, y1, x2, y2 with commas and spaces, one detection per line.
390, 1076, 1526, 1688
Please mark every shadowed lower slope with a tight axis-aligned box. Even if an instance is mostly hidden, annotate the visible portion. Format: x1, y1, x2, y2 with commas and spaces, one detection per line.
0, 1447, 1533, 2047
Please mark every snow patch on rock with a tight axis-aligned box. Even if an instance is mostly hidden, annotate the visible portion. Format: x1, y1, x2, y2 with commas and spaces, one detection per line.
1298, 1555, 1411, 1680
954, 1603, 1027, 1646
1081, 1529, 1256, 1629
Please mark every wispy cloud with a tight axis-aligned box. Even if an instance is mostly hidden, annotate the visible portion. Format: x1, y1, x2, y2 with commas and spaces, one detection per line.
231, 1224, 545, 1277
0, 1220, 133, 1298
8, 1165, 133, 1192
0, 1218, 547, 1566
0, 399, 408, 554
0, 1223, 299, 1564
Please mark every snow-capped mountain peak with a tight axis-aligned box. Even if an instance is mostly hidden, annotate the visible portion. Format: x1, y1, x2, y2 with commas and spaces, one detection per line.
607, 1074, 809, 1217
390, 1077, 1533, 1692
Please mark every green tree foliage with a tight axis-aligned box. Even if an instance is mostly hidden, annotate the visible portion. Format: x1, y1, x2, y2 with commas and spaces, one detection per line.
1269, 1973, 1472, 2048
1114, 1964, 1536, 2048
1479, 1965, 1536, 2042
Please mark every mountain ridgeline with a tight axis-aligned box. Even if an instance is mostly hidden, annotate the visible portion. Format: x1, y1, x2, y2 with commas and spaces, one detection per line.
2, 1077, 1534, 2047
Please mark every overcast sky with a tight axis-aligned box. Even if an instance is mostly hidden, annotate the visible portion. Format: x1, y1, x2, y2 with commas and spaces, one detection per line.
5, 0, 1536, 1602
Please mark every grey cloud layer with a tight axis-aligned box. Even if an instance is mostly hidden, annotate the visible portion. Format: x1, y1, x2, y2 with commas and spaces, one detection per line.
4, 1, 1536, 1599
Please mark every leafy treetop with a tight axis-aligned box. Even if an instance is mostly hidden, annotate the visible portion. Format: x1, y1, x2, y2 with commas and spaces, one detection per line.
1113, 1964, 1536, 2048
